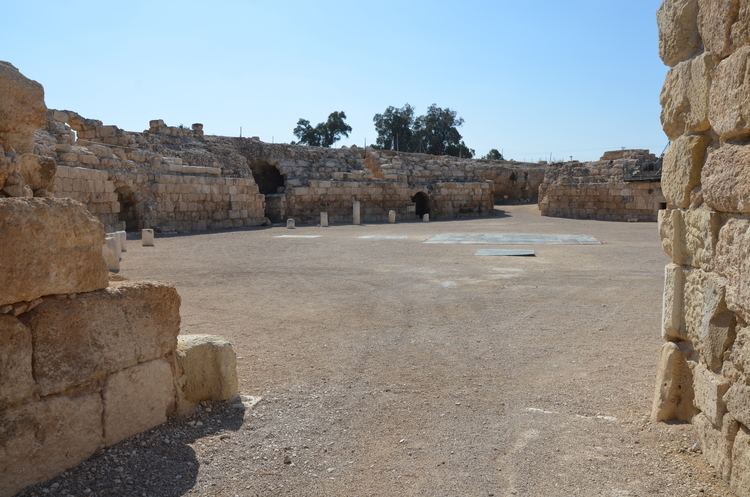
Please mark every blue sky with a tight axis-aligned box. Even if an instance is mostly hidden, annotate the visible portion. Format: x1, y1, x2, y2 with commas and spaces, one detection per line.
3, 0, 666, 161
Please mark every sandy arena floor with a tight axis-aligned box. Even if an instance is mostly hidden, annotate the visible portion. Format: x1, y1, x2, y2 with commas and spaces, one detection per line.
20, 205, 734, 497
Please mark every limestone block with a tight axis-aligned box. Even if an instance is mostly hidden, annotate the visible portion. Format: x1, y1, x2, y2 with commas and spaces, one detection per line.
661, 134, 709, 208
176, 334, 238, 412
658, 209, 676, 258
103, 358, 174, 446
693, 411, 738, 481
663, 263, 686, 340
353, 200, 361, 225
652, 341, 696, 422
726, 383, 750, 427
142, 228, 154, 246
674, 206, 720, 270
716, 218, 750, 322
0, 314, 35, 408
731, 426, 750, 497
286, 218, 295, 229
658, 0, 701, 66
21, 281, 180, 396
320, 211, 329, 227
709, 46, 750, 139
698, 0, 741, 59
423, 213, 430, 222
389, 209, 397, 223
703, 143, 750, 213
0, 392, 103, 497
0, 197, 108, 306
0, 61, 46, 154
661, 53, 716, 140
102, 236, 120, 272
692, 362, 730, 425
116, 229, 127, 252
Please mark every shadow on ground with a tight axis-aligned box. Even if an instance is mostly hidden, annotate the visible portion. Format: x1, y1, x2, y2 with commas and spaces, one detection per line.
18, 402, 246, 497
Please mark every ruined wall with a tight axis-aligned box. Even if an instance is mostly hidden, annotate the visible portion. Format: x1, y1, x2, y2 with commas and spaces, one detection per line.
652, 2, 750, 495
0, 62, 239, 496
538, 150, 665, 222
53, 165, 120, 229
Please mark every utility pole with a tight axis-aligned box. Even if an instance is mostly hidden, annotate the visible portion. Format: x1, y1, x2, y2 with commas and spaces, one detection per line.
239, 126, 242, 138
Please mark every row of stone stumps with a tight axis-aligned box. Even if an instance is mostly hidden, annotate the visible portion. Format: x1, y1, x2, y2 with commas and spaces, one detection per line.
286, 203, 429, 229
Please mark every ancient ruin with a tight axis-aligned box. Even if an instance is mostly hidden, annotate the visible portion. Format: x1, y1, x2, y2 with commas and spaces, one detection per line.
652, 1, 750, 495
538, 149, 665, 222
0, 62, 239, 496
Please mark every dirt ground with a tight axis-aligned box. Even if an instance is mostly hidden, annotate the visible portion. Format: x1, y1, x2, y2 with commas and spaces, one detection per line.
21, 205, 734, 497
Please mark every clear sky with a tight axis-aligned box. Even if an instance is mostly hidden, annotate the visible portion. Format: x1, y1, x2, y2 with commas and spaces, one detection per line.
3, 0, 666, 162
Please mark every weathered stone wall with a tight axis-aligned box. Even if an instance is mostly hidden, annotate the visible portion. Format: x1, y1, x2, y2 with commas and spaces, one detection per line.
653, 2, 750, 495
53, 165, 120, 230
538, 150, 665, 222
0, 62, 239, 496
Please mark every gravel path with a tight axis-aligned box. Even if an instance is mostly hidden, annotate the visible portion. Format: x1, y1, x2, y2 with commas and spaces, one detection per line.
19, 205, 733, 497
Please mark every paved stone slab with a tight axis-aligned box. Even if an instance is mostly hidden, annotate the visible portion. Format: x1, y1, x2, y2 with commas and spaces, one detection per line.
424, 233, 601, 245
358, 235, 408, 240
273, 235, 321, 239
475, 249, 536, 256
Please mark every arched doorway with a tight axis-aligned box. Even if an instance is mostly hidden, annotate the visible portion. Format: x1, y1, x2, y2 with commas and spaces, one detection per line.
412, 191, 430, 219
115, 186, 140, 232
249, 161, 286, 223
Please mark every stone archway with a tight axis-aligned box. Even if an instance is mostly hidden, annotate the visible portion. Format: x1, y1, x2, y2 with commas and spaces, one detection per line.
412, 191, 430, 219
115, 185, 141, 231
249, 161, 286, 223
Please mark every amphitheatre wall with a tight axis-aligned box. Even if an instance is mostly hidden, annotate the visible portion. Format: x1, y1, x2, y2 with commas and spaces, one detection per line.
0, 62, 239, 496
538, 149, 665, 222
652, 1, 750, 495
37, 110, 542, 231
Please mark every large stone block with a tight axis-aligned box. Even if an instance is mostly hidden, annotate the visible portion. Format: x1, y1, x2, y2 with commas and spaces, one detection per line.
731, 426, 750, 497
103, 358, 175, 446
673, 206, 720, 270
0, 197, 109, 306
661, 134, 709, 208
21, 281, 180, 396
709, 46, 750, 139
176, 334, 239, 412
693, 411, 738, 481
698, 0, 741, 58
683, 269, 733, 366
652, 341, 696, 422
692, 362, 730, 426
0, 392, 103, 497
716, 218, 750, 322
663, 263, 686, 340
661, 53, 717, 140
703, 143, 750, 213
658, 0, 701, 66
658, 209, 676, 258
726, 382, 750, 427
0, 61, 46, 154
0, 314, 35, 408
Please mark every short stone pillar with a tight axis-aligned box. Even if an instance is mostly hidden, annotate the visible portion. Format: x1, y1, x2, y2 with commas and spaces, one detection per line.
142, 229, 155, 247
286, 218, 295, 229
320, 212, 329, 227
116, 230, 127, 252
102, 236, 120, 272
353, 200, 361, 225
422, 213, 430, 223
388, 210, 396, 224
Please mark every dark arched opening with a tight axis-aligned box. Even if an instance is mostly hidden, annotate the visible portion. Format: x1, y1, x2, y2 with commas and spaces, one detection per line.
116, 186, 140, 232
250, 161, 285, 195
412, 191, 430, 218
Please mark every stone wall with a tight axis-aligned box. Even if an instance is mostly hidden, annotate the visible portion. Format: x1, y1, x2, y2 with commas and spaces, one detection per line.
0, 62, 240, 495
53, 165, 120, 230
652, 2, 750, 495
538, 150, 665, 222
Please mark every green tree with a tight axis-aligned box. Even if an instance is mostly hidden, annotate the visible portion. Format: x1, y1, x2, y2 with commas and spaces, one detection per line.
412, 104, 471, 158
482, 148, 504, 160
293, 111, 352, 148
373, 104, 415, 151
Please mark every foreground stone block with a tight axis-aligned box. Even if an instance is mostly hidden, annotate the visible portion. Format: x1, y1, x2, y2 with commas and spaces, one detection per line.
658, 0, 701, 66
661, 53, 716, 140
176, 334, 238, 412
0, 61, 46, 154
661, 134, 709, 209
732, 426, 750, 497
388, 209, 396, 223
22, 281, 180, 396
353, 200, 361, 225
692, 362, 730, 426
676, 206, 720, 270
703, 143, 750, 214
716, 218, 750, 322
0, 392, 103, 497
663, 263, 686, 340
102, 236, 120, 272
320, 211, 328, 227
652, 341, 696, 422
693, 411, 738, 481
0, 314, 35, 408
103, 358, 175, 446
698, 0, 741, 58
709, 46, 750, 140
0, 197, 108, 306
658, 209, 676, 258
726, 383, 750, 427
142, 228, 155, 246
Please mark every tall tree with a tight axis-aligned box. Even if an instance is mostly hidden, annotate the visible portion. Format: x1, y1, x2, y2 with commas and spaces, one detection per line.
293, 111, 352, 147
412, 104, 471, 158
482, 148, 504, 160
372, 104, 415, 151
